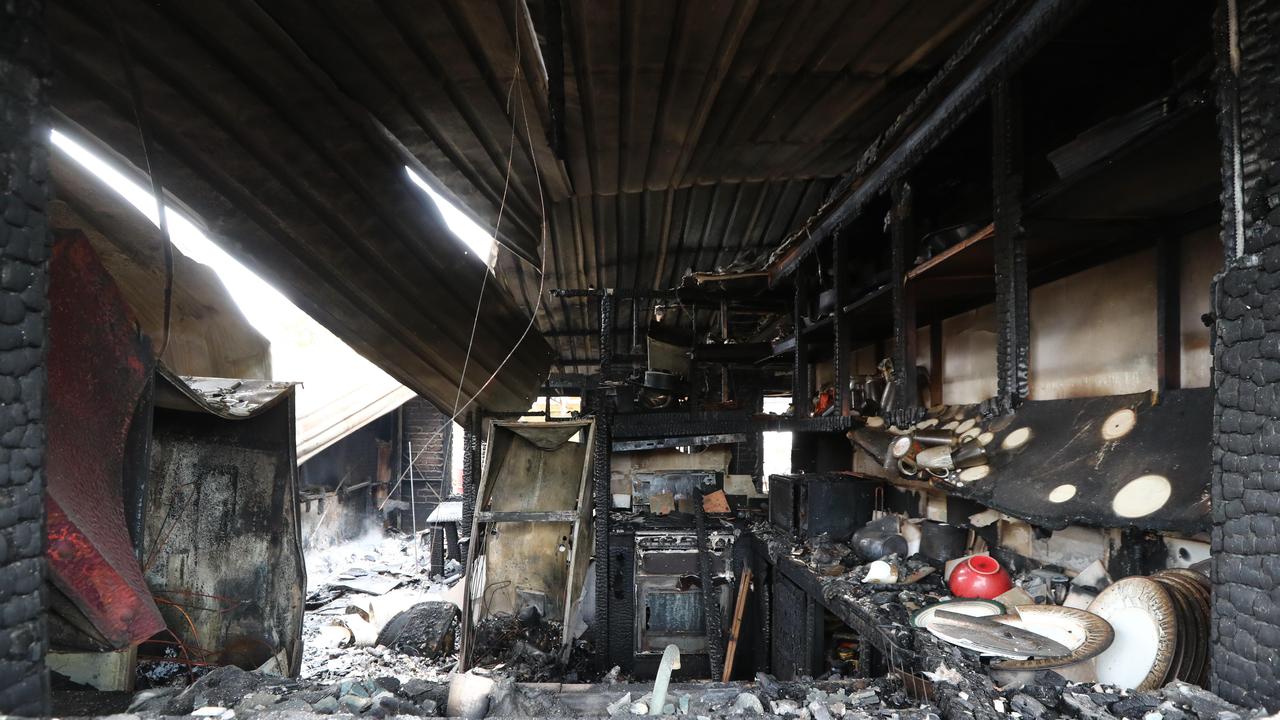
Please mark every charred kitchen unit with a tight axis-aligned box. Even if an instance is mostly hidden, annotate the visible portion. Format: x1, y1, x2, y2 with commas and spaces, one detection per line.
634, 529, 734, 657
607, 515, 737, 679
769, 473, 882, 541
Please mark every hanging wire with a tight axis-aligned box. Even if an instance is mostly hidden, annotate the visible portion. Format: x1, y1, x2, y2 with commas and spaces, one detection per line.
107, 0, 175, 360
381, 0, 551, 511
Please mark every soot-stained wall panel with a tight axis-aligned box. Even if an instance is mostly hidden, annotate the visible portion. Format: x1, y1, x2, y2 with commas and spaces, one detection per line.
1029, 250, 1157, 400
144, 380, 305, 675
942, 304, 998, 404
936, 244, 1213, 406
1180, 227, 1218, 388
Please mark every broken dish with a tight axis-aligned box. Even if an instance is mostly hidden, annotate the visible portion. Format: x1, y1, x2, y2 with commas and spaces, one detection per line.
988, 605, 1115, 671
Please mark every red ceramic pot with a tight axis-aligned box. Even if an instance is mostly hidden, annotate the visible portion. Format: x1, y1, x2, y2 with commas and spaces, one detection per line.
949, 555, 1013, 599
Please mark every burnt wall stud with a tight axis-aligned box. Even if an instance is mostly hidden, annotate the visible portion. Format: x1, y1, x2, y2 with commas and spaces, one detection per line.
590, 288, 614, 670
0, 0, 50, 713
833, 227, 851, 416
460, 414, 481, 562
589, 392, 612, 671
890, 180, 918, 411
793, 263, 812, 418
929, 321, 944, 406
991, 77, 1029, 411
1211, 0, 1280, 710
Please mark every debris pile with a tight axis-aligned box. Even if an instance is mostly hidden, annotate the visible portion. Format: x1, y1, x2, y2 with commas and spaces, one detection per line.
989, 677, 1268, 720
126, 665, 448, 718
591, 675, 935, 719
301, 531, 464, 682
470, 611, 568, 682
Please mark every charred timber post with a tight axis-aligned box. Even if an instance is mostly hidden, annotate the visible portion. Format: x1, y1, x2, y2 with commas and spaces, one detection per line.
1210, 0, 1280, 710
890, 181, 918, 411
833, 227, 852, 416
991, 77, 1029, 410
793, 264, 812, 418
589, 397, 613, 672
460, 414, 482, 563
0, 1, 50, 713
599, 290, 615, 377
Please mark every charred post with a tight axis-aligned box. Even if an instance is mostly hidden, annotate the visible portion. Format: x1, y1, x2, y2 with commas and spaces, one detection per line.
890, 180, 918, 411
0, 1, 50, 714
833, 227, 852, 416
1210, 0, 1280, 709
992, 76, 1029, 411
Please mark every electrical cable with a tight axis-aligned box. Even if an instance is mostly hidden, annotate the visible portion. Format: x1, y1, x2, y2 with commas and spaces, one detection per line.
381, 0, 551, 511
107, 0, 175, 360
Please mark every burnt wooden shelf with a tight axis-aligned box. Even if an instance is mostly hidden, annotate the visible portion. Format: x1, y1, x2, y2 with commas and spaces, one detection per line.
905, 223, 996, 283
758, 285, 894, 365
746, 528, 1006, 720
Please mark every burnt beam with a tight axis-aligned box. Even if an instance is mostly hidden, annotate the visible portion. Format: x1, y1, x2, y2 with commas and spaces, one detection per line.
767, 0, 1087, 284
890, 180, 918, 411
992, 77, 1029, 410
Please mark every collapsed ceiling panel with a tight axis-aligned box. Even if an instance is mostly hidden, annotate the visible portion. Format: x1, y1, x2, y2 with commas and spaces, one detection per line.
47, 0, 555, 415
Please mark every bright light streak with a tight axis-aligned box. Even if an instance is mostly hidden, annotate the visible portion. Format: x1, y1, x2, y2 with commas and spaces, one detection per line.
48, 128, 404, 422
405, 166, 496, 265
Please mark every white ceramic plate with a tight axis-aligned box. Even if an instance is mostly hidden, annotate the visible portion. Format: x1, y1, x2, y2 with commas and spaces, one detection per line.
1086, 577, 1176, 690
910, 599, 1005, 628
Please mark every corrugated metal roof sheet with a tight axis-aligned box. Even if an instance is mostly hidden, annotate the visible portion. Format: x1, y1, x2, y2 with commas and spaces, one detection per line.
49, 0, 992, 386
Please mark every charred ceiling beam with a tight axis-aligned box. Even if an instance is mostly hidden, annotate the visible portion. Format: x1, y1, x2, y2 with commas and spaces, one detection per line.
767, 0, 1087, 286
991, 77, 1029, 410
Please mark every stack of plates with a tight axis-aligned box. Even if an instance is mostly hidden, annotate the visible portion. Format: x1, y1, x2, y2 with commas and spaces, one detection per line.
1086, 570, 1210, 690
1151, 569, 1211, 686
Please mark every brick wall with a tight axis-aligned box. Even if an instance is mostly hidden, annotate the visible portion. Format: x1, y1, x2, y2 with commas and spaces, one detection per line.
402, 397, 451, 486
0, 1, 50, 713
400, 398, 453, 532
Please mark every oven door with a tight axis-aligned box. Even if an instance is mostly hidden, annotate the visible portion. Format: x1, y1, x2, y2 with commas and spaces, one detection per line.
634, 540, 733, 656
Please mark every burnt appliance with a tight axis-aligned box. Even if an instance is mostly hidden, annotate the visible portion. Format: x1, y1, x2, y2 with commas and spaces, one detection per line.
769, 473, 882, 541
632, 528, 734, 675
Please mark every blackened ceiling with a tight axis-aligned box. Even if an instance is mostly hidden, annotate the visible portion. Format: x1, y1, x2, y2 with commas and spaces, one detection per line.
47, 0, 994, 392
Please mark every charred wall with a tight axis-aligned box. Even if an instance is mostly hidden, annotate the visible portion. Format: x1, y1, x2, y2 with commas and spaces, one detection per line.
0, 1, 49, 713
1211, 0, 1280, 710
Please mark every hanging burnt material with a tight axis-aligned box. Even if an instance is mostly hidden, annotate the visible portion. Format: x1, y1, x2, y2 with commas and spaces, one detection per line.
46, 231, 166, 648
143, 369, 305, 675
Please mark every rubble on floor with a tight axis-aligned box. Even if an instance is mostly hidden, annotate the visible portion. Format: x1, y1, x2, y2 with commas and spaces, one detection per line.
301, 532, 464, 682
125, 664, 448, 718
469, 612, 571, 682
